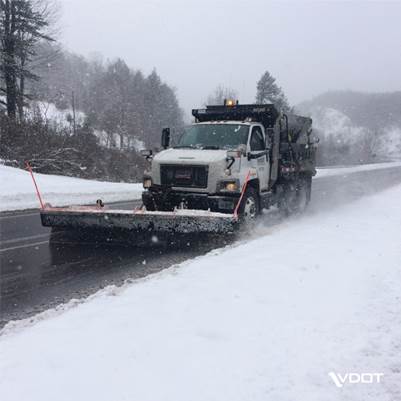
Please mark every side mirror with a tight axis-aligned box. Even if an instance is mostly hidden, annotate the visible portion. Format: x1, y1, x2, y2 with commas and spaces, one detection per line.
237, 144, 247, 156
140, 149, 153, 158
161, 128, 170, 149
226, 150, 240, 159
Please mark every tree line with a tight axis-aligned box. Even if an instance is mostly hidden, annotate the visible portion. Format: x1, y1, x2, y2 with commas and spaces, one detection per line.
0, 0, 183, 181
207, 71, 290, 111
31, 46, 183, 149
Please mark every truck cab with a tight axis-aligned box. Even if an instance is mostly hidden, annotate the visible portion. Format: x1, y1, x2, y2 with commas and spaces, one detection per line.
142, 120, 270, 214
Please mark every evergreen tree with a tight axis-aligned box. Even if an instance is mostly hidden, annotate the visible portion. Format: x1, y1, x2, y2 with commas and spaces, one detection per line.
0, 0, 55, 120
256, 71, 290, 111
19, 45, 184, 149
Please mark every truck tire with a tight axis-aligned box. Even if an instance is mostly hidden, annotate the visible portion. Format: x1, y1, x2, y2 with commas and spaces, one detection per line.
238, 187, 260, 223
305, 175, 312, 204
144, 202, 156, 211
296, 177, 309, 213
142, 192, 156, 211
279, 176, 311, 216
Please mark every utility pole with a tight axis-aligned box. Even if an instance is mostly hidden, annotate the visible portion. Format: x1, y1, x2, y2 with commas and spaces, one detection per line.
71, 91, 77, 135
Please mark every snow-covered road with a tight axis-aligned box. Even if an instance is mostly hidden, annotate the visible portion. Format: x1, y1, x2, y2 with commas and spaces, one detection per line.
1, 170, 401, 400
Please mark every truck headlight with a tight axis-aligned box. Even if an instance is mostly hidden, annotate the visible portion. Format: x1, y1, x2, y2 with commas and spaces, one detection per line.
225, 182, 238, 191
218, 179, 240, 192
143, 178, 152, 188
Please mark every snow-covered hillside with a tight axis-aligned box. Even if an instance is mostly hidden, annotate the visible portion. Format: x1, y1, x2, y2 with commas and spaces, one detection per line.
94, 129, 145, 151
308, 106, 366, 144
379, 125, 401, 157
1, 177, 400, 400
0, 165, 142, 211
24, 101, 146, 151
26, 101, 86, 130
298, 104, 401, 160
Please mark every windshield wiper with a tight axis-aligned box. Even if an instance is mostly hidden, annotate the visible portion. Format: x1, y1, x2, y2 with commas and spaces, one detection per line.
173, 145, 199, 149
174, 145, 220, 150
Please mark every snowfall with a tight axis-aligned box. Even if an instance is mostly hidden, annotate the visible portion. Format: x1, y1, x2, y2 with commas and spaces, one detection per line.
1, 163, 401, 401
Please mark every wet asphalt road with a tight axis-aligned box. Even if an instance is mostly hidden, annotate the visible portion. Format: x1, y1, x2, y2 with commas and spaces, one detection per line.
1, 166, 401, 328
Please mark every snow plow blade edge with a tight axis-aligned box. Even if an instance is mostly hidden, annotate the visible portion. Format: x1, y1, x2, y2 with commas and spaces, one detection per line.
40, 207, 238, 234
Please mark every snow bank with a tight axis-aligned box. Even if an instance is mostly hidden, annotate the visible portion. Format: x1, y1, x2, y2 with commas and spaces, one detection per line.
0, 165, 142, 211
316, 160, 401, 178
1, 182, 401, 400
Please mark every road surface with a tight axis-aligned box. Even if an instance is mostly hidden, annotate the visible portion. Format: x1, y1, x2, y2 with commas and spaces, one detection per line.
1, 166, 401, 328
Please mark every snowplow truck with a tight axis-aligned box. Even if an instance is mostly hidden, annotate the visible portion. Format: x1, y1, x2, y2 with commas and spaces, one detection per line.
40, 102, 317, 235
141, 102, 317, 219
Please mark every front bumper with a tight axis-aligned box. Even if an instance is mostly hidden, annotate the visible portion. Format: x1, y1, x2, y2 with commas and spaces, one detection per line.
142, 187, 239, 213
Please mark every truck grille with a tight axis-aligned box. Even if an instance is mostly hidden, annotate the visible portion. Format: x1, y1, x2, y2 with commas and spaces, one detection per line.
160, 165, 208, 188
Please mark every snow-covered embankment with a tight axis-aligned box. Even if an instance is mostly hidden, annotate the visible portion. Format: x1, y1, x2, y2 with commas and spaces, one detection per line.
1, 172, 401, 400
0, 165, 142, 212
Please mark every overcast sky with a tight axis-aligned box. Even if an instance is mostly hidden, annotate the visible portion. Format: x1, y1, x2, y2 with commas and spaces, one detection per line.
59, 0, 401, 112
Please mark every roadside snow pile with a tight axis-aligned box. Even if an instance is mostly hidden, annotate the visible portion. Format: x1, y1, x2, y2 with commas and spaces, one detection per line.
1, 182, 401, 400
0, 165, 142, 211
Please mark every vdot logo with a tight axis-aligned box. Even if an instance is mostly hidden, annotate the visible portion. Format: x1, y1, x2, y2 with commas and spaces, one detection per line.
328, 372, 384, 388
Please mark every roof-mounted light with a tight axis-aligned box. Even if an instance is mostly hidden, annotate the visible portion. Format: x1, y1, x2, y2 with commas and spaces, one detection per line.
224, 99, 238, 107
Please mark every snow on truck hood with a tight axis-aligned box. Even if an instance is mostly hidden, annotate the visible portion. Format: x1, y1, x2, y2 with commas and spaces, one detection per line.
154, 148, 228, 164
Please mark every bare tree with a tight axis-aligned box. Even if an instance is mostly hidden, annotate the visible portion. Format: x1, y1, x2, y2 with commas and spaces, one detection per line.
206, 85, 238, 105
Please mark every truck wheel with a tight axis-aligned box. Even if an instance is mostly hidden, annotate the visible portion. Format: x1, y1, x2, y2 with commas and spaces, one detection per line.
296, 179, 309, 213
142, 192, 156, 211
305, 175, 312, 203
280, 177, 311, 216
238, 187, 260, 223
297, 176, 312, 212
144, 202, 156, 211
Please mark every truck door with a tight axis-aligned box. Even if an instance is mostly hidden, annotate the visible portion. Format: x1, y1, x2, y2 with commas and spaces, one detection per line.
249, 126, 270, 191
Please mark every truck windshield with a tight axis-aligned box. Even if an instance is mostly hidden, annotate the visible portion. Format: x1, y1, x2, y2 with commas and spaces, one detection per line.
176, 124, 249, 150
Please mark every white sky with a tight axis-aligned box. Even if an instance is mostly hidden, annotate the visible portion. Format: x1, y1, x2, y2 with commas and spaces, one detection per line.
59, 0, 401, 112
